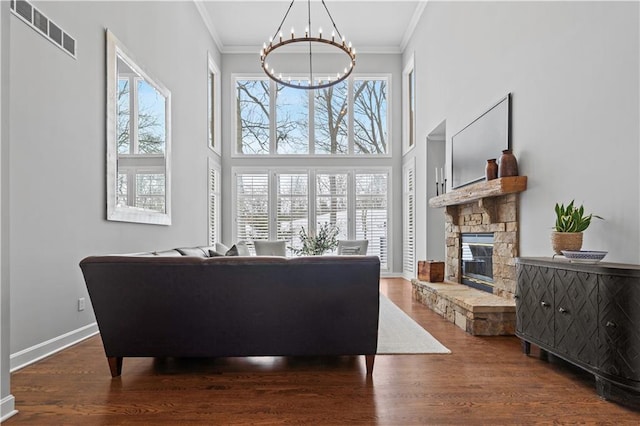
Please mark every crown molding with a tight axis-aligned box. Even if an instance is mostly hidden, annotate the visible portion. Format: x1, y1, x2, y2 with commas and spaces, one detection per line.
400, 0, 428, 52
193, 0, 224, 53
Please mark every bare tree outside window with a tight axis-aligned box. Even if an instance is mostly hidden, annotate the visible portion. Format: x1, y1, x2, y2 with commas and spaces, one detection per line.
236, 77, 387, 156
236, 80, 270, 154
314, 81, 349, 154
354, 79, 387, 154
276, 82, 309, 154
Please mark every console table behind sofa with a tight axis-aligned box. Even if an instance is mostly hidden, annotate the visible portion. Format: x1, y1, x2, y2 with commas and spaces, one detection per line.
80, 254, 380, 377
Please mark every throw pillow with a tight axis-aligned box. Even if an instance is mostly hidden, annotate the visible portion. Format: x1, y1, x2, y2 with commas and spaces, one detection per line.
340, 246, 361, 255
215, 242, 230, 254
235, 241, 251, 256
225, 245, 240, 256
175, 247, 208, 257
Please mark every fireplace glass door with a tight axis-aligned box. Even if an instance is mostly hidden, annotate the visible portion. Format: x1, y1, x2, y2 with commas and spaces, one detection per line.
461, 233, 494, 293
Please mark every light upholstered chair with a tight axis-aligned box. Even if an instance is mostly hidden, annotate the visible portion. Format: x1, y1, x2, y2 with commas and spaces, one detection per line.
253, 240, 287, 256
337, 240, 369, 255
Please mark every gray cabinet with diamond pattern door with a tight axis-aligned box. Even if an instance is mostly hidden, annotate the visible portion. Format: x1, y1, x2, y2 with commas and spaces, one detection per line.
516, 258, 640, 405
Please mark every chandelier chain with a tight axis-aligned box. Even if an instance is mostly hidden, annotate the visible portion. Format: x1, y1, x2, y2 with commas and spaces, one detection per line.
320, 0, 344, 40
308, 0, 313, 83
270, 0, 296, 42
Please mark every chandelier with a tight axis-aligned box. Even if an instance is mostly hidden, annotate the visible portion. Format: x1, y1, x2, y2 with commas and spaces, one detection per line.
259, 0, 356, 90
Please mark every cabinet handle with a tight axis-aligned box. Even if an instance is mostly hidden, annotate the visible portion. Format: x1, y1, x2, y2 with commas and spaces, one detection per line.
606, 321, 617, 328
514, 294, 520, 299
558, 307, 569, 314
540, 301, 550, 307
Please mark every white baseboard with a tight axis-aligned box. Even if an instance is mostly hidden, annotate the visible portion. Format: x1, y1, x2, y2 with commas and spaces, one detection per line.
10, 323, 99, 372
0, 394, 17, 422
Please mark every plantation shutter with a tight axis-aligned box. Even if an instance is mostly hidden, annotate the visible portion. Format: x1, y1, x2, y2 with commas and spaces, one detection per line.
403, 161, 415, 276
276, 173, 309, 254
316, 173, 349, 242
208, 163, 220, 245
355, 172, 388, 269
236, 172, 269, 253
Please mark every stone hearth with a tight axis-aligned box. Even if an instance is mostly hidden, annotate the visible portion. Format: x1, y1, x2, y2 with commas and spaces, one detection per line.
411, 280, 515, 335
413, 177, 526, 336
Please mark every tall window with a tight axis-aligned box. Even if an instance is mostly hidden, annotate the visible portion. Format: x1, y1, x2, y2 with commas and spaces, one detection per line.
316, 173, 349, 240
236, 173, 270, 251
403, 159, 416, 277
403, 55, 415, 154
276, 173, 309, 252
355, 172, 389, 267
208, 159, 221, 245
236, 79, 270, 154
234, 76, 390, 156
233, 168, 390, 269
207, 54, 221, 155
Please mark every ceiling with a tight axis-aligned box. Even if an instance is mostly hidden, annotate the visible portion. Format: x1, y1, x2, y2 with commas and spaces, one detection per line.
195, 1, 427, 54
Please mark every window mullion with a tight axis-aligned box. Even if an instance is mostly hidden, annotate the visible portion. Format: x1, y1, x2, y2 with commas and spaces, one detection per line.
270, 170, 277, 240
130, 76, 138, 154
127, 169, 135, 207
347, 76, 354, 155
269, 80, 277, 154
309, 90, 315, 155
347, 171, 355, 239
308, 170, 316, 235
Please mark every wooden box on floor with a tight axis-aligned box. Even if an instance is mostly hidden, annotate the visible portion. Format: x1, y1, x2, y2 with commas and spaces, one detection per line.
418, 261, 444, 282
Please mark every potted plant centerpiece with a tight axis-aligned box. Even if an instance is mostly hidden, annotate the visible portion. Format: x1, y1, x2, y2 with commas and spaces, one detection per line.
551, 200, 602, 254
290, 223, 339, 256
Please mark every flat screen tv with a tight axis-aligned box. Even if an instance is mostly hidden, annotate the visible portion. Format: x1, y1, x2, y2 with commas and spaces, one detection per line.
451, 93, 511, 189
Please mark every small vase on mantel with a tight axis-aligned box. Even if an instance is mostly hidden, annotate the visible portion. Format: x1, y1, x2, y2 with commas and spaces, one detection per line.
485, 159, 498, 181
498, 149, 519, 178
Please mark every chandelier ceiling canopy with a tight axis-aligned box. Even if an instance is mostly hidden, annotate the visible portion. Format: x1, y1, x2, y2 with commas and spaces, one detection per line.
259, 0, 356, 90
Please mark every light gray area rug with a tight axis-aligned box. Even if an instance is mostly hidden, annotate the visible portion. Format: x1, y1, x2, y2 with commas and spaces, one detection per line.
377, 295, 451, 354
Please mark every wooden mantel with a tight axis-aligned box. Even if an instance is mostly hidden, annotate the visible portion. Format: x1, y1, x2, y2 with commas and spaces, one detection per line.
429, 176, 527, 208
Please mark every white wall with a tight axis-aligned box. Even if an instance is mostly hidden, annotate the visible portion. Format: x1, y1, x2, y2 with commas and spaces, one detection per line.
426, 135, 445, 260
404, 1, 640, 264
1, 0, 17, 420
219, 52, 404, 272
8, 1, 220, 368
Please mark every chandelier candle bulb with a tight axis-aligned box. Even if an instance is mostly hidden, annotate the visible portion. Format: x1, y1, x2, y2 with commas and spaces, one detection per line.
319, 27, 322, 38
305, 26, 308, 37
332, 30, 335, 41
279, 31, 283, 42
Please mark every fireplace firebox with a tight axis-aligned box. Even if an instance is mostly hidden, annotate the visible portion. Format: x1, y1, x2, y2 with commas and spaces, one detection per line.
461, 233, 494, 293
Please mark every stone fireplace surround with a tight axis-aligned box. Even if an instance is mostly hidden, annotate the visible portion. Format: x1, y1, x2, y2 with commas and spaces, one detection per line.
412, 177, 527, 336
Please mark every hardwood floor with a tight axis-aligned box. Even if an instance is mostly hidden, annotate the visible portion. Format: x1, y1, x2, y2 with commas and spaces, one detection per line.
7, 278, 640, 425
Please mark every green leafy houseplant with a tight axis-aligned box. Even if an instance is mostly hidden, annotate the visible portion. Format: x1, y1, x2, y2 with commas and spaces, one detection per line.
290, 223, 339, 256
551, 200, 602, 254
554, 200, 602, 232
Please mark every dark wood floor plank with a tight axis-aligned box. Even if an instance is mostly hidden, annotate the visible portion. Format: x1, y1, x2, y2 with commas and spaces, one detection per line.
7, 278, 640, 424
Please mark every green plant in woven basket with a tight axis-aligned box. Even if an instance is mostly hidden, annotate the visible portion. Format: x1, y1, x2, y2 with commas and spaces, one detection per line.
290, 223, 339, 256
554, 200, 602, 232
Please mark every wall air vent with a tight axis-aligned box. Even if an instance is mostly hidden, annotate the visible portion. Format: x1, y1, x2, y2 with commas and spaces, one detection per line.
10, 0, 77, 59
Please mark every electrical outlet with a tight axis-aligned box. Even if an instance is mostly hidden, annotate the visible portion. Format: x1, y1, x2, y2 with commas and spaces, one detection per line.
78, 297, 85, 312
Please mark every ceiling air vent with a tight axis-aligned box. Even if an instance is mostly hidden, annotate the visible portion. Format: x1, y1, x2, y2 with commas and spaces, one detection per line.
10, 0, 77, 59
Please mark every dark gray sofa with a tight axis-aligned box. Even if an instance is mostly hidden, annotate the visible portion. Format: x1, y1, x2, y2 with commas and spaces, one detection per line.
79, 249, 380, 377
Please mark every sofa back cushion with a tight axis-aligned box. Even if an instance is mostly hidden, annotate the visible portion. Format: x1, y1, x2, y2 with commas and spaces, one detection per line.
254, 240, 287, 256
